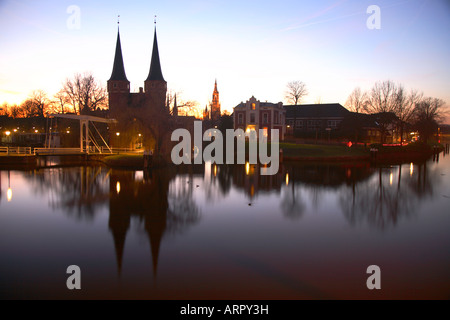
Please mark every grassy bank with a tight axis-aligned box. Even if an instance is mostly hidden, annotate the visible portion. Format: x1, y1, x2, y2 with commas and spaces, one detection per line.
280, 143, 369, 160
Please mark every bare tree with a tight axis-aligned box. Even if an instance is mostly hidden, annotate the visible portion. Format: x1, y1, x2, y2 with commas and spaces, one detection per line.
394, 88, 422, 145
29, 89, 50, 117
285, 81, 308, 105
345, 87, 367, 113
53, 89, 70, 114
364, 80, 399, 114
413, 97, 447, 143
364, 80, 402, 143
63, 72, 107, 114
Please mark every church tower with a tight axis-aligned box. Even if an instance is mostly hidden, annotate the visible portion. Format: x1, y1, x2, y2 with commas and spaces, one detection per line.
144, 26, 167, 109
172, 93, 178, 116
210, 79, 221, 121
107, 26, 130, 116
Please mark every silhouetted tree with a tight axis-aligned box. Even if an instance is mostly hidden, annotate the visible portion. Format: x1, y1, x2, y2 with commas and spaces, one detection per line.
63, 72, 107, 114
285, 81, 308, 105
394, 88, 422, 145
413, 97, 447, 143
345, 87, 367, 113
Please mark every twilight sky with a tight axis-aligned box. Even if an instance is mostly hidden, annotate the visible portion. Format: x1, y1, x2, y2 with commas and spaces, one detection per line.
0, 0, 449, 117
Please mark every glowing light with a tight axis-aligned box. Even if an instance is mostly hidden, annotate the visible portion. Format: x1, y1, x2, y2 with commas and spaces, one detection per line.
66, 130, 70, 134
246, 162, 250, 175
34, 129, 38, 133
285, 173, 289, 185
410, 162, 413, 176
389, 172, 393, 185
116, 132, 120, 136
138, 133, 142, 137
5, 131, 11, 136
7, 188, 12, 202
213, 165, 217, 177
347, 141, 352, 147
116, 181, 121, 194
13, 129, 17, 132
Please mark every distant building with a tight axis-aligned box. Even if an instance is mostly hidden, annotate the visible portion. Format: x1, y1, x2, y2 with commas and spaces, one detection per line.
284, 103, 350, 136
233, 96, 285, 140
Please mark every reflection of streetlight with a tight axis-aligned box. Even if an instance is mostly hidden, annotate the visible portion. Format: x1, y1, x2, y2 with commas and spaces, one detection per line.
7, 171, 12, 202
410, 162, 414, 176
285, 173, 289, 186
245, 162, 250, 175
116, 181, 121, 194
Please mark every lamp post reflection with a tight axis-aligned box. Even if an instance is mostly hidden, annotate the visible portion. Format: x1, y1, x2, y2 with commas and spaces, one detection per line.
7, 170, 12, 202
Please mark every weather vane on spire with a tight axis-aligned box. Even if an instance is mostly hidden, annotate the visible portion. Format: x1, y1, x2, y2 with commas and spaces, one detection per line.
154, 15, 157, 25
117, 15, 120, 25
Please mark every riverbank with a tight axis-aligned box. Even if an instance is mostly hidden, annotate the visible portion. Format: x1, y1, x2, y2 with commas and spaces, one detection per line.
0, 141, 444, 169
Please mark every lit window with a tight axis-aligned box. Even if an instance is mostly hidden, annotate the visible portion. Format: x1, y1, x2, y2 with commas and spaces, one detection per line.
251, 103, 256, 110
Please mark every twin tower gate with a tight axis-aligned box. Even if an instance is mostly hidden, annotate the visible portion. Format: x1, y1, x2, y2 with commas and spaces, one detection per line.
48, 114, 117, 154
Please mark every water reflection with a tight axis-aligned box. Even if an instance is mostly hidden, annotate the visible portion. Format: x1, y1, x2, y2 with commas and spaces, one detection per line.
339, 161, 442, 230
0, 155, 446, 284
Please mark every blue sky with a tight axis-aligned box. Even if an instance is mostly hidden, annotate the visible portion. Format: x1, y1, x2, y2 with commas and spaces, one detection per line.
0, 0, 449, 117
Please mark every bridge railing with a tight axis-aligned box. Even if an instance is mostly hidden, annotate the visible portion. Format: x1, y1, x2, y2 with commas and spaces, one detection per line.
34, 148, 81, 155
108, 147, 144, 154
0, 147, 33, 155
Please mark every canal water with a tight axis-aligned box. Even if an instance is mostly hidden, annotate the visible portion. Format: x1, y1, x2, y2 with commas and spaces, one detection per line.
0, 154, 449, 299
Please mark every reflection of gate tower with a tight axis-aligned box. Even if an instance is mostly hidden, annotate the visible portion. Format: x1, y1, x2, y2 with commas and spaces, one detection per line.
210, 79, 221, 121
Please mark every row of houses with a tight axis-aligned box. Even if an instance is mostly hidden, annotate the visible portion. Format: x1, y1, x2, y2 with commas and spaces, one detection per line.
232, 96, 403, 144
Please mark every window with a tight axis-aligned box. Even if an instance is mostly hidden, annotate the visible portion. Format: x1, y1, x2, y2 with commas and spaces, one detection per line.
274, 111, 279, 124
251, 103, 256, 110
307, 120, 313, 127
238, 113, 243, 124
263, 113, 268, 124
113, 83, 117, 88
296, 120, 303, 128
288, 120, 294, 127
250, 113, 255, 123
327, 120, 338, 128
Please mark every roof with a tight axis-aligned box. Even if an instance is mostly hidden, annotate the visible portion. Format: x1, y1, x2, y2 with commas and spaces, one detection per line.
146, 28, 165, 82
284, 103, 350, 118
109, 29, 128, 81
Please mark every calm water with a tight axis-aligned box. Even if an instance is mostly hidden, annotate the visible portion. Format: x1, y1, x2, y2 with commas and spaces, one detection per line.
0, 154, 449, 299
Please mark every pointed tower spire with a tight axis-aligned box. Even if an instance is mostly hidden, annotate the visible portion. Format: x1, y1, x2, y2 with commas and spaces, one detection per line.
146, 26, 165, 81
173, 93, 178, 116
109, 25, 128, 81
210, 79, 221, 121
